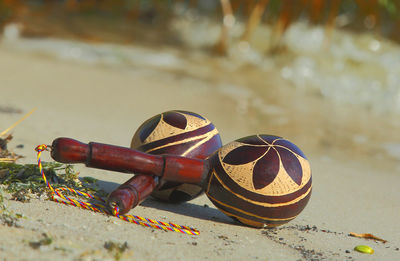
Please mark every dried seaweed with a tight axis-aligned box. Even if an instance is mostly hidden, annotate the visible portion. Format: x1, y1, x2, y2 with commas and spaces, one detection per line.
0, 161, 106, 202
0, 135, 22, 163
349, 232, 387, 243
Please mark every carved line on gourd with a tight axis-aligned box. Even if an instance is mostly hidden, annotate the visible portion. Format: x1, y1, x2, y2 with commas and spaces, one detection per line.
216, 206, 296, 225
241, 135, 307, 160
223, 213, 285, 227
144, 128, 219, 156
142, 111, 211, 145
206, 188, 301, 221
258, 134, 282, 146
136, 123, 215, 153
206, 169, 312, 208
213, 203, 296, 228
219, 141, 311, 195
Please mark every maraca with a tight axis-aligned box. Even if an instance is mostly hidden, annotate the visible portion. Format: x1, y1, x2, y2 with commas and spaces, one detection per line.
107, 110, 222, 214
51, 134, 311, 227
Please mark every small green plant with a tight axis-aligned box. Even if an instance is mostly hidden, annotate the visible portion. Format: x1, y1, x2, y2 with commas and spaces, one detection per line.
104, 241, 129, 261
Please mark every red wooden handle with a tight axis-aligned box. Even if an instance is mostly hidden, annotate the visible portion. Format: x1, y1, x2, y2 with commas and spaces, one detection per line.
50, 137, 208, 184
50, 137, 89, 164
107, 175, 158, 215
51, 137, 164, 176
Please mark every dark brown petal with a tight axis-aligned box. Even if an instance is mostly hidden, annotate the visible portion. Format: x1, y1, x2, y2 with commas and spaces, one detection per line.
276, 147, 303, 185
176, 110, 206, 120
252, 148, 280, 189
223, 145, 267, 165
275, 139, 307, 159
163, 111, 187, 129
236, 135, 266, 145
139, 114, 161, 142
259, 135, 282, 145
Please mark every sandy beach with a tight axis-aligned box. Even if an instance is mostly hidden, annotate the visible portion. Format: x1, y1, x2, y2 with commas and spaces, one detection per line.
1, 35, 400, 261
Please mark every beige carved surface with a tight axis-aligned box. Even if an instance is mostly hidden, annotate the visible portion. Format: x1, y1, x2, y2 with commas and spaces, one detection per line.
142, 112, 211, 144
218, 140, 311, 197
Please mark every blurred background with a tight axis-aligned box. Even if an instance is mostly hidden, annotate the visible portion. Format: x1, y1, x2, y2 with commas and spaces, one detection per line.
1, 0, 400, 171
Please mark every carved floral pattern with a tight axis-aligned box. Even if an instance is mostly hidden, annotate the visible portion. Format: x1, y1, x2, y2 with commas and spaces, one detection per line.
222, 135, 305, 190
139, 111, 198, 142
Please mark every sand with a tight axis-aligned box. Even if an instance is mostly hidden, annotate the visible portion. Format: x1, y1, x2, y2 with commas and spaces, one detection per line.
1, 39, 400, 261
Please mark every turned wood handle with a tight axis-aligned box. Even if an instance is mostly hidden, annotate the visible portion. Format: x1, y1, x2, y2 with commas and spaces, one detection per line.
107, 175, 158, 215
51, 137, 164, 176
50, 137, 208, 184
50, 137, 89, 164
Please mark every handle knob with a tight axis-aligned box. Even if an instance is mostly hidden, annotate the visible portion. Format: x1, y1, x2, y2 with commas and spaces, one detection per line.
51, 137, 89, 164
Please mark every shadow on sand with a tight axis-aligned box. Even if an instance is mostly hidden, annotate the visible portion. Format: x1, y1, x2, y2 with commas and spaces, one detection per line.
96, 179, 236, 226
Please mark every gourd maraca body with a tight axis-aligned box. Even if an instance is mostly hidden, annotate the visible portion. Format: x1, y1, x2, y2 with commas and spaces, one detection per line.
205, 135, 312, 227
131, 110, 222, 203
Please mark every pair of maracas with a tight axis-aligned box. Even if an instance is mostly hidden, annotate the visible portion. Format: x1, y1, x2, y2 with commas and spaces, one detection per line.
50, 110, 312, 228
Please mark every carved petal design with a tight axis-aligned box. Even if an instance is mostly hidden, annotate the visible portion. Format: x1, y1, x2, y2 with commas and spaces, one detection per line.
163, 111, 187, 129
176, 110, 206, 120
236, 136, 266, 146
275, 139, 307, 159
223, 145, 267, 165
139, 115, 161, 142
276, 147, 303, 185
252, 148, 280, 189
259, 135, 282, 145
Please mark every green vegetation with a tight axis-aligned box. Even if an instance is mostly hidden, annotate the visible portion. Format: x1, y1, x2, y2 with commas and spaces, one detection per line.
1, 124, 106, 228
379, 0, 398, 15
0, 161, 106, 226
0, 161, 103, 201
104, 241, 129, 261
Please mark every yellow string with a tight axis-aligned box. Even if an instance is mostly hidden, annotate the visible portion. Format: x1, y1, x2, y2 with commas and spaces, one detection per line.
35, 144, 199, 235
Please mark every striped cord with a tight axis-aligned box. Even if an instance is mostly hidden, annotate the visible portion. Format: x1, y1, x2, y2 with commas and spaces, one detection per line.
35, 144, 199, 235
